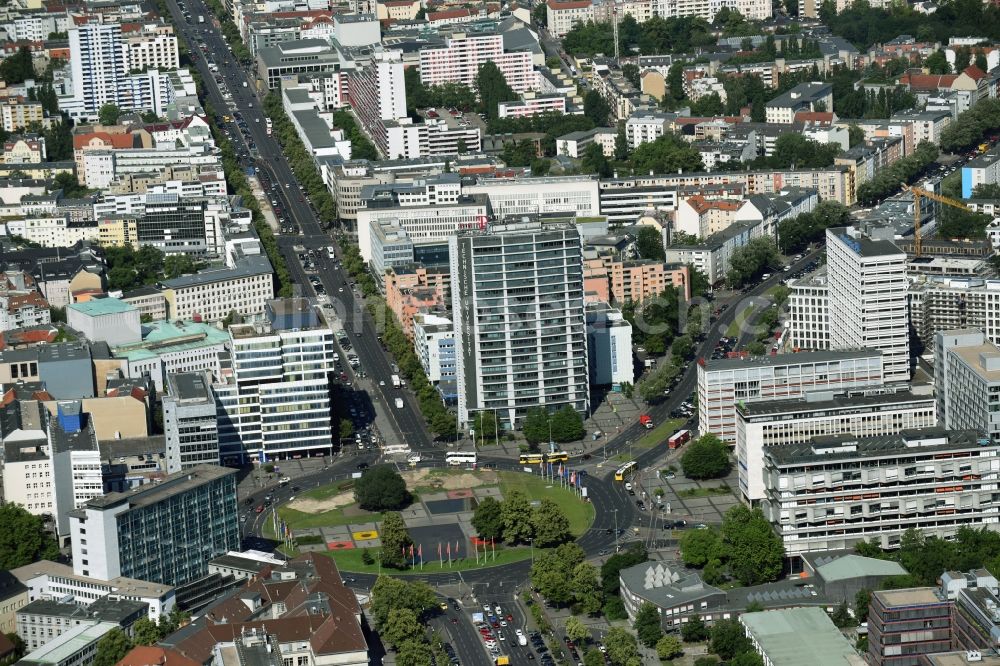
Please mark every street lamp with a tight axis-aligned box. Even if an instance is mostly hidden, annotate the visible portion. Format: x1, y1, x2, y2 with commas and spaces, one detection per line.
612, 509, 619, 553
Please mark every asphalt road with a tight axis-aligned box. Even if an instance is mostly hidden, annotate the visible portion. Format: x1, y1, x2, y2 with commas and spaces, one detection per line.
599, 249, 826, 482
161, 0, 434, 451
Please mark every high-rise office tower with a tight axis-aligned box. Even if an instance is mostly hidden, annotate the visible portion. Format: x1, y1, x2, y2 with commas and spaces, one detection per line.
826, 226, 911, 382
214, 299, 335, 463
450, 222, 589, 428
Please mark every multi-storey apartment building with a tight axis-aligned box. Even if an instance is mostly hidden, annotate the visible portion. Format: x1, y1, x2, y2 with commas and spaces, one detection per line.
936, 329, 1000, 444
347, 50, 407, 159
0, 99, 47, 133
868, 588, 953, 666
68, 464, 239, 585
697, 350, 885, 442
735, 389, 937, 504
419, 29, 535, 92
125, 26, 180, 72
159, 254, 274, 323
761, 429, 1000, 555
214, 299, 335, 463
546, 0, 594, 37
909, 277, 1000, 346
787, 267, 829, 350
827, 227, 911, 382
163, 372, 219, 473
450, 222, 589, 427
655, 0, 771, 21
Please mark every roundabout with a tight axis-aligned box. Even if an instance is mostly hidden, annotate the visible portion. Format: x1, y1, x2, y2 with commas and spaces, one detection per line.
243, 456, 631, 587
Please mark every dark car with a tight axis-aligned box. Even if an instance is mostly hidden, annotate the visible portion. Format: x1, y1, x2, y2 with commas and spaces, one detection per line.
357, 462, 369, 470
244, 498, 254, 505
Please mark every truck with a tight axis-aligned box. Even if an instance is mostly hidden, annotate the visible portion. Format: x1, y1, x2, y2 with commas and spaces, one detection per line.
394, 398, 404, 409
242, 81, 248, 88
639, 414, 653, 429
668, 429, 692, 449
391, 374, 401, 388
198, 14, 205, 22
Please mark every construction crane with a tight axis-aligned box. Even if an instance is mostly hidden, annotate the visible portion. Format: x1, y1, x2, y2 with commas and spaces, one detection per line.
903, 185, 971, 257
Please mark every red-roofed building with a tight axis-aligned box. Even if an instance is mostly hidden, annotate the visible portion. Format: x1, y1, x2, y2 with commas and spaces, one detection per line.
427, 7, 476, 23
898, 70, 958, 94
116, 646, 200, 666
675, 194, 754, 238
377, 0, 421, 21
546, 0, 594, 37
163, 554, 367, 666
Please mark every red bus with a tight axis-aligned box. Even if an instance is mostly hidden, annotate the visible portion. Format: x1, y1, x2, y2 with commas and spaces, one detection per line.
668, 430, 691, 449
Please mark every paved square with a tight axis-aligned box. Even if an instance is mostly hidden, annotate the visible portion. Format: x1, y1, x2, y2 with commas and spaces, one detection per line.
408, 522, 468, 562
426, 498, 470, 514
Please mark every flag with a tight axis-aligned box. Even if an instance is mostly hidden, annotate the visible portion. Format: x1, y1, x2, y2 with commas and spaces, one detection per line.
571, 471, 577, 485
438, 542, 442, 558
409, 544, 415, 558
447, 542, 451, 556
455, 540, 460, 558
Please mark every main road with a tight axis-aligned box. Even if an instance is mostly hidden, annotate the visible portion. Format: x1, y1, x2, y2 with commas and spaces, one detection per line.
160, 0, 434, 450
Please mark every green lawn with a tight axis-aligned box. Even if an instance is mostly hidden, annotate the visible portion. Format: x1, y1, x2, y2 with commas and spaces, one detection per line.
277, 504, 381, 530
299, 480, 353, 501
726, 307, 754, 338
497, 471, 594, 537
635, 418, 685, 449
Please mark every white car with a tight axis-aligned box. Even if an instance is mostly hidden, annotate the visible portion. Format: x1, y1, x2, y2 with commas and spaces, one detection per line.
500, 621, 507, 628
624, 482, 632, 491
494, 605, 502, 614
498, 633, 506, 641
483, 604, 491, 613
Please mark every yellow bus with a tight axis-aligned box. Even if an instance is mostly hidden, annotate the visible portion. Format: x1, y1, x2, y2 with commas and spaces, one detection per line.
615, 461, 637, 482
545, 451, 569, 463
519, 453, 544, 465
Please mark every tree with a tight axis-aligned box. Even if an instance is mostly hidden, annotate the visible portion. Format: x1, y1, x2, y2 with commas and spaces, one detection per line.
472, 496, 503, 540
163, 255, 200, 279
830, 600, 856, 628
584, 649, 605, 666
93, 628, 133, 666
572, 562, 604, 615
0, 47, 34, 85
339, 418, 354, 441
396, 639, 434, 666
354, 465, 411, 511
99, 104, 122, 126
581, 142, 612, 177
522, 406, 550, 446
381, 608, 424, 648
630, 133, 704, 173
636, 226, 666, 260
472, 410, 498, 444
584, 90, 612, 126
0, 504, 58, 569
501, 490, 535, 544
679, 528, 725, 567
680, 434, 731, 480
379, 512, 413, 569
730, 653, 764, 666
549, 405, 585, 443
681, 614, 708, 642
370, 576, 437, 628
634, 602, 663, 647
721, 506, 784, 586
709, 619, 753, 660
51, 172, 90, 198
657, 634, 683, 660
924, 50, 951, 74
622, 63, 640, 88
532, 498, 571, 547
531, 543, 585, 605
601, 543, 648, 593
604, 626, 641, 666
855, 588, 872, 623
976, 51, 989, 73
132, 617, 163, 646
565, 616, 591, 644
475, 62, 517, 120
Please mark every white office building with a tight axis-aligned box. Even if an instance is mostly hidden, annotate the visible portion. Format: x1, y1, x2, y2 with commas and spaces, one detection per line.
412, 313, 455, 384
761, 429, 1000, 555
586, 302, 633, 386
827, 227, 911, 383
787, 267, 830, 350
464, 176, 601, 219
450, 222, 589, 427
735, 389, 937, 504
936, 329, 1000, 444
357, 195, 490, 263
625, 112, 671, 150
163, 372, 219, 473
697, 350, 885, 442
214, 299, 335, 463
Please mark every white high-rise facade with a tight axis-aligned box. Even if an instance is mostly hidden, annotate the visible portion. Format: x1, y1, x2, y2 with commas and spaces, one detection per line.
827, 227, 911, 383
214, 299, 335, 463
67, 24, 128, 120
450, 223, 589, 428
935, 329, 1000, 444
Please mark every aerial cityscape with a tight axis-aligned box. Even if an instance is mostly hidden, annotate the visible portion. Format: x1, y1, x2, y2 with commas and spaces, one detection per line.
5, 0, 1000, 664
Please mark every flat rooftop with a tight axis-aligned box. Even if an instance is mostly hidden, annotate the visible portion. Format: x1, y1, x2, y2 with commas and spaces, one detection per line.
702, 348, 881, 372
952, 344, 1000, 382
67, 297, 136, 317
925, 652, 1000, 666
168, 372, 212, 402
764, 428, 983, 466
112, 321, 230, 362
78, 464, 236, 511
737, 389, 932, 418
874, 587, 946, 607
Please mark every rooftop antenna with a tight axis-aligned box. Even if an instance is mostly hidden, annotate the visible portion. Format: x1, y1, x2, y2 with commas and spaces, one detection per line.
613, 2, 620, 60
